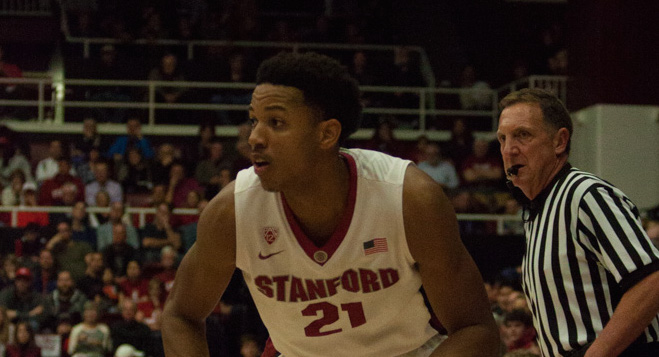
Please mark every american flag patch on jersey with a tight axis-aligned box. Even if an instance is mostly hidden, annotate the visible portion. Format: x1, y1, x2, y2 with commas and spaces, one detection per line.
363, 238, 388, 255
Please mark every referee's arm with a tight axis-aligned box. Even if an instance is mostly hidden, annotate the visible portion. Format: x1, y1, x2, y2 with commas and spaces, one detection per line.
585, 271, 659, 357
580, 187, 659, 357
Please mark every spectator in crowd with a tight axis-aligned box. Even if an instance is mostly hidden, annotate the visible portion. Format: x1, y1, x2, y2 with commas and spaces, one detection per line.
239, 334, 262, 357
232, 121, 252, 173
153, 246, 177, 300
363, 117, 404, 158
179, 199, 207, 254
151, 143, 177, 187
0, 267, 46, 330
102, 223, 140, 279
75, 147, 101, 185
71, 118, 106, 167
0, 255, 18, 291
36, 140, 72, 184
203, 167, 231, 201
119, 261, 148, 304
17, 183, 48, 228
410, 134, 430, 164
5, 321, 40, 357
14, 223, 46, 266
445, 118, 474, 170
501, 309, 540, 355
194, 138, 232, 187
210, 52, 254, 125
176, 190, 201, 226
137, 278, 164, 332
84, 160, 123, 206
45, 220, 93, 282
140, 203, 181, 264
165, 162, 202, 208
67, 301, 111, 357
43, 270, 88, 332
88, 191, 111, 227
0, 305, 15, 354
110, 299, 152, 357
2, 170, 27, 206
185, 122, 215, 165
116, 146, 153, 195
100, 268, 119, 312
55, 314, 72, 357
82, 45, 134, 124
69, 201, 97, 248
0, 45, 24, 118
31, 249, 57, 296
460, 138, 504, 191
0, 143, 34, 188
114, 343, 144, 357
459, 64, 492, 111
417, 142, 459, 191
390, 47, 425, 109
38, 157, 85, 207
106, 116, 155, 162
96, 201, 140, 252
147, 53, 188, 123
76, 253, 104, 308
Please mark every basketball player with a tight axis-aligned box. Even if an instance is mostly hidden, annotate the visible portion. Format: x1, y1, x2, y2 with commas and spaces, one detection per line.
162, 52, 499, 356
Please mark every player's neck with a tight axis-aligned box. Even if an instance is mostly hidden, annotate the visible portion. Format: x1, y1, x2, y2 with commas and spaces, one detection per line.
282, 155, 350, 246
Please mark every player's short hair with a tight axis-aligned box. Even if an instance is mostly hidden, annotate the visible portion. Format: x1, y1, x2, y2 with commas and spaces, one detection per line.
499, 88, 573, 154
256, 51, 362, 145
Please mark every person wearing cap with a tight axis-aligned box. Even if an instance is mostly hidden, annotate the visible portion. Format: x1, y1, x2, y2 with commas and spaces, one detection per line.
16, 182, 49, 228
0, 267, 46, 330
114, 344, 144, 357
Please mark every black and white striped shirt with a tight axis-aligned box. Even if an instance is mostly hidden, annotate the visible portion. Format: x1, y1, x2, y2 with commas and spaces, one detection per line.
521, 164, 659, 356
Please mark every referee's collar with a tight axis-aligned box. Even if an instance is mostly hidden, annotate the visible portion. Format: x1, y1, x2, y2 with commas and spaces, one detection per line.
523, 162, 572, 222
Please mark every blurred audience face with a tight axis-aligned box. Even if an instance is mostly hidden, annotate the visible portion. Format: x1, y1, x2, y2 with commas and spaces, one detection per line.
109, 201, 125, 223
424, 143, 441, 166
210, 142, 223, 160
112, 223, 128, 245
121, 299, 138, 321
161, 54, 178, 75
126, 260, 141, 280
72, 201, 87, 221
56, 271, 74, 294
83, 118, 97, 137
57, 221, 73, 242
49, 140, 63, 159
94, 162, 110, 184
95, 190, 111, 207
126, 118, 142, 137
39, 249, 55, 270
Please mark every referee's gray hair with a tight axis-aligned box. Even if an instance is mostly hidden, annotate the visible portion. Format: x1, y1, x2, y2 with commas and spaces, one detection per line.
499, 88, 572, 154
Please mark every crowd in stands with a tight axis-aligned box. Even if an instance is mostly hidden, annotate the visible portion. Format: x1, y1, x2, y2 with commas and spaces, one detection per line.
0, 118, 265, 356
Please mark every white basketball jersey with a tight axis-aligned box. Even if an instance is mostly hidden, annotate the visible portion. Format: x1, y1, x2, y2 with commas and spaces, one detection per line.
235, 149, 441, 357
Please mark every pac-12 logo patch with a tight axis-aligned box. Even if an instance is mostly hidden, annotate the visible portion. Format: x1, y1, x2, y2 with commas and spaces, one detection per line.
263, 227, 278, 245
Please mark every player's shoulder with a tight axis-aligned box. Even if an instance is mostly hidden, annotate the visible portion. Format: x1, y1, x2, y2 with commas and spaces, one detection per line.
343, 148, 411, 183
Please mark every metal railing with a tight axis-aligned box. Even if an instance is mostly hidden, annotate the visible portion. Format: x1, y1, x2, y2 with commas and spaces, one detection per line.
0, 75, 567, 139
0, 0, 51, 15
0, 206, 522, 236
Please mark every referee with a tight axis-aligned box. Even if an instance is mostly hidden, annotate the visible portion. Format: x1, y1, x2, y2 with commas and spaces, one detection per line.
496, 88, 659, 357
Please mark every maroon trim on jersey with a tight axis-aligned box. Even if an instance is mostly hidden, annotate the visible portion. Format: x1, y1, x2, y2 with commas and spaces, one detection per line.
280, 151, 358, 266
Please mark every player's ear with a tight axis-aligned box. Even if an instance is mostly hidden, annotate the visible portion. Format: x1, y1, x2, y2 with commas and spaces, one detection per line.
318, 118, 342, 149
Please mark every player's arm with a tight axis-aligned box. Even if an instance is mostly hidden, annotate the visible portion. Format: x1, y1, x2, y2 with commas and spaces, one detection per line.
403, 165, 500, 357
161, 181, 238, 357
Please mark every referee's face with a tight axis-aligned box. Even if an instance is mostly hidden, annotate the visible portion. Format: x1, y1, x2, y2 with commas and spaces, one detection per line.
497, 103, 567, 200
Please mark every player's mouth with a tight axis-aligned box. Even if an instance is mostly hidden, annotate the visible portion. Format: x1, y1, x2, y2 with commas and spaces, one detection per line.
252, 158, 270, 175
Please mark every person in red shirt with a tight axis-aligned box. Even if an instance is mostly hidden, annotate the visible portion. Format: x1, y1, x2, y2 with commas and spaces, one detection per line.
38, 157, 85, 206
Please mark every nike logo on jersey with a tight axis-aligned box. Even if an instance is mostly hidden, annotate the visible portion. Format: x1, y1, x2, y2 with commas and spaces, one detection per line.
258, 250, 285, 260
